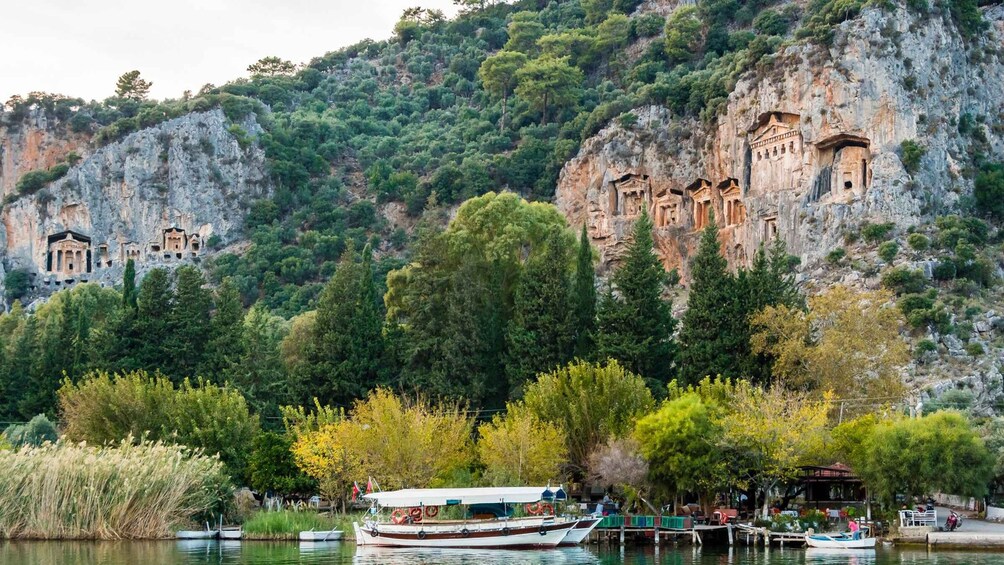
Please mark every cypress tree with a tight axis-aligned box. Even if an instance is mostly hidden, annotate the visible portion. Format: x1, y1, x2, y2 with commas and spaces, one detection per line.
678, 216, 744, 385
311, 243, 385, 406
167, 266, 213, 378
738, 238, 804, 384
594, 210, 677, 388
122, 258, 137, 310
572, 224, 596, 358
505, 231, 574, 397
204, 277, 245, 378
10, 316, 40, 419
133, 268, 173, 373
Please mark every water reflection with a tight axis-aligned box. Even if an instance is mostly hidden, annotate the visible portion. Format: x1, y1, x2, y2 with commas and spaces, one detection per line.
4, 541, 1004, 565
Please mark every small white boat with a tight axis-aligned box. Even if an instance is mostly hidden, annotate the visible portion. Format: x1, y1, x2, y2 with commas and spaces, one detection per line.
176, 529, 218, 540
299, 529, 344, 541
805, 531, 876, 549
559, 517, 601, 546
220, 527, 242, 540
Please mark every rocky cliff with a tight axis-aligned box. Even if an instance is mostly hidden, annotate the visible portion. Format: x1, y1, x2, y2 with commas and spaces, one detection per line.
557, 5, 1004, 279
0, 108, 272, 302
0, 110, 91, 200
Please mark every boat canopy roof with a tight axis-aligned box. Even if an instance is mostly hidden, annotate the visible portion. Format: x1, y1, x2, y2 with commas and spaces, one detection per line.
363, 487, 559, 508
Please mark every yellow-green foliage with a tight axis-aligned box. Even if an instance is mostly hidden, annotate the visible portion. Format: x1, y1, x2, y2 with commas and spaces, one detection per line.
477, 404, 567, 486
58, 370, 259, 481
0, 440, 228, 539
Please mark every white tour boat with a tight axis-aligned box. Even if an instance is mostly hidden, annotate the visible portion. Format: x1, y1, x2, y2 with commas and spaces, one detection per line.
354, 486, 580, 548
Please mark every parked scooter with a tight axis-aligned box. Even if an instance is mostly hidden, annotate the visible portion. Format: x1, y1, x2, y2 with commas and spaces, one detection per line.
945, 511, 962, 532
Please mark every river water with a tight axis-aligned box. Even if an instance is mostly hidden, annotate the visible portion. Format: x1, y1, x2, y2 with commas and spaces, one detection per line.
2, 542, 1004, 565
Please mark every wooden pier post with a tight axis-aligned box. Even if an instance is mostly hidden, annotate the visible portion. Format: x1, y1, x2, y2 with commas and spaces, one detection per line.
727, 524, 733, 546
619, 523, 625, 545
654, 520, 660, 547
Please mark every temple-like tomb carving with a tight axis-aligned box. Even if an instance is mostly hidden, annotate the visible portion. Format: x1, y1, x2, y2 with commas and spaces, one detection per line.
763, 216, 778, 241
609, 174, 651, 218
164, 227, 186, 259
686, 178, 714, 230
718, 178, 745, 227
748, 112, 803, 195
810, 134, 872, 202
46, 231, 91, 279
653, 187, 683, 228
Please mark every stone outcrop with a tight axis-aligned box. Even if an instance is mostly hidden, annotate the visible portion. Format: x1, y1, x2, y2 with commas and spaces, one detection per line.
557, 5, 1004, 280
0, 109, 271, 301
0, 109, 91, 199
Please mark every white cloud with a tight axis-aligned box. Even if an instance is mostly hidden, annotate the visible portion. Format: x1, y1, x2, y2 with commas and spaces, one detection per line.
0, 0, 460, 102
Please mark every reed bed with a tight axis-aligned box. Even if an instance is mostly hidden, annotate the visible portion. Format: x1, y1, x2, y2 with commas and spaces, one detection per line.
0, 439, 228, 539
242, 510, 341, 540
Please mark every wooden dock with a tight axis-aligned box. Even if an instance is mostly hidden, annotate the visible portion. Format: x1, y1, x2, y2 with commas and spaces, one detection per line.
734, 523, 807, 546
591, 515, 735, 546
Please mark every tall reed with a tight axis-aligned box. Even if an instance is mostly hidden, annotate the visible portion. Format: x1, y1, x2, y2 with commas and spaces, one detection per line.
0, 439, 229, 539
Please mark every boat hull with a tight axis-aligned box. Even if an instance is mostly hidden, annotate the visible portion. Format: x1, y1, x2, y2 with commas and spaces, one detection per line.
354, 520, 574, 548
299, 530, 344, 541
805, 534, 876, 549
559, 518, 601, 546
176, 530, 218, 540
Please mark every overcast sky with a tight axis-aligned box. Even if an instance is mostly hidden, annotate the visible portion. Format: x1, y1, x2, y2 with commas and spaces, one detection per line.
1, 0, 460, 103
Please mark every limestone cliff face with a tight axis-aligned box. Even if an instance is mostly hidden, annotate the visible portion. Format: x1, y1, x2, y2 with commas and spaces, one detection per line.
0, 108, 271, 300
0, 110, 91, 199
557, 6, 1004, 280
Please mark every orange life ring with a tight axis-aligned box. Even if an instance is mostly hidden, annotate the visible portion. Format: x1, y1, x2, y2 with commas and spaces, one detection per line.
391, 508, 408, 524
541, 503, 554, 516
409, 507, 424, 522
525, 502, 542, 515
425, 505, 439, 518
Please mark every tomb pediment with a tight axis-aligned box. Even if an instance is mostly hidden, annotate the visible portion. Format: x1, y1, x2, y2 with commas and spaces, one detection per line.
718, 178, 741, 197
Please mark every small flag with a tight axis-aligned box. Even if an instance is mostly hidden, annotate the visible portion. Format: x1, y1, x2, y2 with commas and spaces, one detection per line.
366, 478, 373, 494
352, 482, 361, 502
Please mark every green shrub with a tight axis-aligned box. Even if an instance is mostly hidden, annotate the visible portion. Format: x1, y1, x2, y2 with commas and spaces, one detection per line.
58, 370, 260, 483
932, 258, 957, 281
633, 13, 664, 37
4, 269, 30, 301
3, 414, 58, 447
827, 247, 846, 264
862, 222, 895, 242
914, 339, 938, 361
975, 163, 1004, 219
898, 293, 934, 316
907, 304, 951, 333
929, 388, 975, 412
878, 241, 899, 262
907, 233, 930, 251
900, 140, 925, 174
965, 342, 985, 356
881, 267, 926, 295
248, 432, 316, 496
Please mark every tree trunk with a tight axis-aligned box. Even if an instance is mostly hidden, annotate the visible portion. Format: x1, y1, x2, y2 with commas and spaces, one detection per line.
761, 479, 778, 519
541, 92, 548, 125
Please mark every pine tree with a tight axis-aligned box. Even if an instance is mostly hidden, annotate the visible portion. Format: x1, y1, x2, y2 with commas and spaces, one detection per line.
677, 217, 745, 385
572, 224, 596, 358
311, 243, 385, 406
594, 211, 677, 387
167, 266, 213, 378
505, 231, 574, 397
